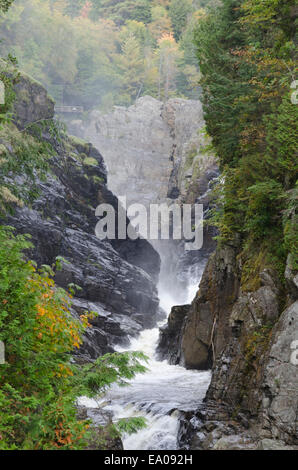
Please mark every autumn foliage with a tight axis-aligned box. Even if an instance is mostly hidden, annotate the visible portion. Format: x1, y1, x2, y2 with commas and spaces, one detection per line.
0, 227, 146, 449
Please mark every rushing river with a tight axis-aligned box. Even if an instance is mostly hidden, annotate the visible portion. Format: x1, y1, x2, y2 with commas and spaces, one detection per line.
80, 266, 211, 450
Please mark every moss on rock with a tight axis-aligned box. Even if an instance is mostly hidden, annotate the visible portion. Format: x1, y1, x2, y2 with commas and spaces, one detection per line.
83, 157, 98, 167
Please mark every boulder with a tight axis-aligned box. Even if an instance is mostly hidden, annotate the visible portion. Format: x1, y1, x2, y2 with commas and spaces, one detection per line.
77, 405, 123, 450
257, 439, 296, 451
13, 73, 55, 129
157, 304, 190, 364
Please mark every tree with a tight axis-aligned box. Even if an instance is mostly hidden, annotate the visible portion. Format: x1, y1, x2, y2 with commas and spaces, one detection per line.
169, 0, 193, 41
0, 0, 202, 107
195, 0, 297, 273
63, 0, 85, 18
0, 227, 147, 449
0, 0, 15, 12
98, 0, 152, 25
149, 5, 172, 42
157, 33, 181, 100
116, 33, 145, 104
0, 3, 148, 448
194, 0, 251, 166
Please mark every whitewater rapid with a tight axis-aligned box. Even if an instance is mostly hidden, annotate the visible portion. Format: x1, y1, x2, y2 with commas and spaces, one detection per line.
79, 270, 211, 450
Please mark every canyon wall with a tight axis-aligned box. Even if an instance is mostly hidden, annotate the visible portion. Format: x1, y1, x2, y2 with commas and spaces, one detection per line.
67, 96, 218, 208
66, 96, 218, 302
5, 72, 297, 450
3, 73, 162, 362
160, 242, 298, 448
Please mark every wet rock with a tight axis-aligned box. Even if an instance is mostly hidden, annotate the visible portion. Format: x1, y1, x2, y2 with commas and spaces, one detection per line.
212, 435, 256, 450
70, 298, 144, 359
77, 405, 123, 450
13, 73, 55, 129
181, 243, 241, 370
156, 242, 242, 371
178, 240, 298, 447
257, 439, 297, 451
157, 305, 190, 364
77, 405, 114, 427
4, 72, 161, 361
178, 402, 255, 450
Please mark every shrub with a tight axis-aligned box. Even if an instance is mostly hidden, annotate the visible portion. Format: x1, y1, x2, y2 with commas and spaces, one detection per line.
0, 226, 147, 449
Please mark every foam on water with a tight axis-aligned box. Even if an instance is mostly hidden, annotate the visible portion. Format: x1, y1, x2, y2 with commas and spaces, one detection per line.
79, 266, 211, 450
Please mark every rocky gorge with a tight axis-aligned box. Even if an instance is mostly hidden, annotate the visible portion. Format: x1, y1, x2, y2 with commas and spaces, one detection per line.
64, 91, 297, 450
2, 73, 161, 362
66, 95, 218, 303
159, 233, 298, 449
2, 70, 297, 451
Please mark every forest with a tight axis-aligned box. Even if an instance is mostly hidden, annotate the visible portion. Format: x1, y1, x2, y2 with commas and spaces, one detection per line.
196, 0, 297, 282
0, 0, 210, 109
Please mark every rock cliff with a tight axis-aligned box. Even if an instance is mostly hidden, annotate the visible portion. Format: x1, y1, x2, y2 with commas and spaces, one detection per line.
160, 243, 298, 448
67, 96, 218, 208
2, 73, 161, 361
65, 96, 218, 301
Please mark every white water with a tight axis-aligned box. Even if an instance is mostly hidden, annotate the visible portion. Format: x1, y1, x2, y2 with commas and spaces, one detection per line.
80, 269, 211, 450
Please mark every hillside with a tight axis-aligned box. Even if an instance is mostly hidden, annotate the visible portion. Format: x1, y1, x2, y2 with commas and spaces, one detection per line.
0, 0, 209, 109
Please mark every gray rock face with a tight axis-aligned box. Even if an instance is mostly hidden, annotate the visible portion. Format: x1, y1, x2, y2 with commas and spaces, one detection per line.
175, 241, 297, 447
13, 73, 55, 129
285, 254, 298, 303
4, 73, 161, 361
212, 435, 256, 450
260, 301, 298, 444
257, 439, 297, 450
67, 96, 218, 302
157, 304, 190, 364
68, 96, 217, 208
158, 242, 241, 370
205, 262, 292, 420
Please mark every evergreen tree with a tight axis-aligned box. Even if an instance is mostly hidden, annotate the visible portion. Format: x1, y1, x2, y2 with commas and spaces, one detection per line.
117, 33, 144, 103
99, 0, 152, 25
0, 0, 14, 12
195, 0, 297, 272
63, 0, 85, 18
169, 0, 193, 40
0, 0, 203, 107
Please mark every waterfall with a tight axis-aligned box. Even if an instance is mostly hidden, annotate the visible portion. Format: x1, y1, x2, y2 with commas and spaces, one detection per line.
79, 262, 211, 450
74, 95, 216, 449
